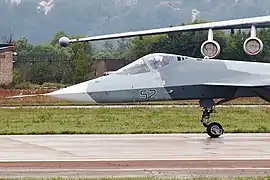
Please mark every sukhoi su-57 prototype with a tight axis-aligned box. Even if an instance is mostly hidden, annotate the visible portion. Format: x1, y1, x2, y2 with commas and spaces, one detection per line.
10, 15, 270, 138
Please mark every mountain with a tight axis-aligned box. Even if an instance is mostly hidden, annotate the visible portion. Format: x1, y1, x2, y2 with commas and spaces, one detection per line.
1, 0, 270, 44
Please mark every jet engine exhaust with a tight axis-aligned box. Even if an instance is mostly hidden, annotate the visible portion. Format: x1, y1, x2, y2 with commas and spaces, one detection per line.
243, 37, 263, 56
243, 25, 263, 56
200, 40, 221, 59
200, 29, 221, 59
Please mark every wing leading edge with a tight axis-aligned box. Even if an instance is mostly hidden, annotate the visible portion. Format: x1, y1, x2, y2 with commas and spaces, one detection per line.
67, 15, 270, 43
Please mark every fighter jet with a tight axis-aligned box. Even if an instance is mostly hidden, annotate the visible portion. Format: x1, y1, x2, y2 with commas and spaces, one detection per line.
9, 15, 270, 138
0, 44, 15, 53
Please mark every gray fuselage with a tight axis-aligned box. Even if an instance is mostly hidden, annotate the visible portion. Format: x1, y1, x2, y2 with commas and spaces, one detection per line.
48, 53, 270, 104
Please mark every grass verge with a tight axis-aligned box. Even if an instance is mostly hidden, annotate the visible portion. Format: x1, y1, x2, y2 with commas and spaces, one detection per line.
0, 97, 269, 106
0, 177, 270, 180
0, 107, 270, 135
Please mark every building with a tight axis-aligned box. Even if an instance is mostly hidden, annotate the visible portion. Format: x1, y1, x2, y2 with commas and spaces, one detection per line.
0, 51, 13, 87
92, 58, 133, 77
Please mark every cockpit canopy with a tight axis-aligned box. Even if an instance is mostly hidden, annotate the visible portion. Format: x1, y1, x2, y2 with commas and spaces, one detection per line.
115, 53, 187, 75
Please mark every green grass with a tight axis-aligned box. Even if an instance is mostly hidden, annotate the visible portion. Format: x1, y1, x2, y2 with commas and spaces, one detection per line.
0, 107, 270, 135
0, 98, 269, 107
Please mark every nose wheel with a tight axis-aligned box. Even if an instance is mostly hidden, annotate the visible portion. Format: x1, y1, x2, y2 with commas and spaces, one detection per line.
206, 122, 224, 138
200, 106, 224, 138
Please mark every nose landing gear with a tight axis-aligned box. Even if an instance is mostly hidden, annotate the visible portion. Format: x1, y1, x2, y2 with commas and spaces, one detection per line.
200, 99, 224, 138
207, 121, 224, 138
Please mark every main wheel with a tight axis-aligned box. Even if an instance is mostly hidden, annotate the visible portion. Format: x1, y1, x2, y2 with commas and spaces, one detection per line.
206, 122, 224, 138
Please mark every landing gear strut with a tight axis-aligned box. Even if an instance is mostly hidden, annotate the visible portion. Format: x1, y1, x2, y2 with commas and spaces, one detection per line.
200, 99, 224, 138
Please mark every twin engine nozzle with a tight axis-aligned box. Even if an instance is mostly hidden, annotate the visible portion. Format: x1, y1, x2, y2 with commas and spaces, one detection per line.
200, 26, 263, 59
200, 37, 264, 59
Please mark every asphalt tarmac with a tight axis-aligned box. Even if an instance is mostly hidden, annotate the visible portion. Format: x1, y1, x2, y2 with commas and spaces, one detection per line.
1, 104, 270, 109
1, 134, 270, 178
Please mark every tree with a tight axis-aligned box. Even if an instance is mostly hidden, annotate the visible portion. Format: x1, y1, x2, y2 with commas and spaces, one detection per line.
9, 25, 270, 88
104, 41, 114, 52
49, 31, 68, 46
1, 29, 14, 44
69, 40, 95, 83
128, 35, 166, 59
14, 37, 34, 53
117, 38, 130, 54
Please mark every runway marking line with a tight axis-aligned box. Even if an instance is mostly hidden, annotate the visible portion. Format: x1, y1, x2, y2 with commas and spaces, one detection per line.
0, 160, 270, 169
1, 158, 270, 162
2, 168, 270, 171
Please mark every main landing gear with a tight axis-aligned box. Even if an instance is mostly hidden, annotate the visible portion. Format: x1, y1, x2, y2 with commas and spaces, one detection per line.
199, 99, 224, 138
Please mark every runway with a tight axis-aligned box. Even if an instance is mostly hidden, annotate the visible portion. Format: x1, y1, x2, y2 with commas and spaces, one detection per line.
1, 104, 270, 109
1, 134, 270, 178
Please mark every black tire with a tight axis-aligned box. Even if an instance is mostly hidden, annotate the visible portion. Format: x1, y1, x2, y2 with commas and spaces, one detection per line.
207, 122, 224, 138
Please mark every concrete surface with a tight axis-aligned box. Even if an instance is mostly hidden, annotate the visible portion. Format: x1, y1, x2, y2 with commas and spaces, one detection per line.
1, 104, 270, 109
0, 134, 270, 178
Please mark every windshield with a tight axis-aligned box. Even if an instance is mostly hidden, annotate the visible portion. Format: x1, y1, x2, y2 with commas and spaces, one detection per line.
145, 54, 177, 70
115, 53, 179, 75
115, 58, 150, 75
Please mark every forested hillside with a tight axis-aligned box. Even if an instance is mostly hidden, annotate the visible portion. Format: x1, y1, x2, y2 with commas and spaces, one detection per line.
3, 0, 270, 88
1, 0, 270, 44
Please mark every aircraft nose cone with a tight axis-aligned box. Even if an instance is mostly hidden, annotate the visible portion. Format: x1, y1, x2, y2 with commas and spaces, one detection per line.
47, 81, 96, 103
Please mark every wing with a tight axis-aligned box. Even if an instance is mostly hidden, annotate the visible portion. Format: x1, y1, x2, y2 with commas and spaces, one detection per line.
65, 15, 270, 43
202, 74, 270, 87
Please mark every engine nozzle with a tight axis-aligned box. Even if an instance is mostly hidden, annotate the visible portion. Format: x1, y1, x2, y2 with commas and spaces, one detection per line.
200, 40, 221, 59
243, 37, 263, 56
